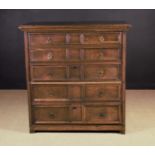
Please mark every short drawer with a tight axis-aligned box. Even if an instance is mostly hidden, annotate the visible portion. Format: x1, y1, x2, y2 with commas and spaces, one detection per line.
33, 105, 70, 123
85, 84, 121, 101
33, 105, 83, 124
80, 32, 121, 44
85, 105, 121, 124
29, 34, 66, 47
84, 64, 120, 81
30, 48, 66, 62
31, 65, 82, 81
31, 65, 67, 81
32, 84, 82, 101
84, 48, 120, 61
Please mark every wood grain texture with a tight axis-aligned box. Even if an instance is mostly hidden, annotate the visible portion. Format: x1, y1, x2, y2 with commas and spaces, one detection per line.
19, 23, 131, 32
19, 23, 130, 133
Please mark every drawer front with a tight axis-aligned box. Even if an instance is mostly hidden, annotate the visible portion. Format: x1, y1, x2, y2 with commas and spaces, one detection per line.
85, 84, 121, 101
33, 105, 83, 123
29, 32, 121, 47
33, 106, 69, 123
85, 105, 121, 124
84, 64, 120, 81
32, 85, 67, 101
84, 48, 120, 61
32, 85, 82, 101
80, 33, 121, 44
29, 34, 66, 47
30, 48, 66, 62
31, 66, 67, 81
30, 48, 120, 62
31, 65, 82, 81
32, 84, 120, 101
31, 64, 120, 81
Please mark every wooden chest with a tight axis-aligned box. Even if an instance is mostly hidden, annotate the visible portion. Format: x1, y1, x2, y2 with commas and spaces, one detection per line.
19, 22, 130, 133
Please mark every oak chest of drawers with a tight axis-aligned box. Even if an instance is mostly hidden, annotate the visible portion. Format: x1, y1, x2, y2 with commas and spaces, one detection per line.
19, 22, 130, 133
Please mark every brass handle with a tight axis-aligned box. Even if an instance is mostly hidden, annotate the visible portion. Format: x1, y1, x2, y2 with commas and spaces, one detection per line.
49, 112, 55, 118
98, 69, 105, 77
99, 113, 106, 117
99, 36, 105, 43
98, 91, 104, 97
46, 37, 52, 44
47, 52, 53, 60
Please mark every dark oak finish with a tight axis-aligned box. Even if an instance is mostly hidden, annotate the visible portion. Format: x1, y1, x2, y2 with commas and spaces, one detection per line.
19, 23, 131, 133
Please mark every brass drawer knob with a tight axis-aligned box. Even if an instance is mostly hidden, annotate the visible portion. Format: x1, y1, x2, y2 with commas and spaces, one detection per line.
98, 69, 105, 77
99, 36, 105, 43
49, 112, 55, 118
46, 37, 52, 44
47, 52, 53, 60
99, 113, 106, 117
98, 91, 104, 97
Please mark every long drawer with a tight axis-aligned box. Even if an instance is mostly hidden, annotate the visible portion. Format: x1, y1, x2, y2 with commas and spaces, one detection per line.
33, 104, 121, 124
29, 32, 121, 48
30, 64, 121, 81
29, 48, 121, 62
31, 83, 121, 102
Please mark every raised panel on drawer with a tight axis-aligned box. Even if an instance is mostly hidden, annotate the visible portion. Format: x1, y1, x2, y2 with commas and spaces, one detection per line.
33, 106, 70, 123
33, 105, 83, 124
31, 65, 82, 81
29, 34, 66, 47
81, 32, 121, 44
85, 84, 121, 101
84, 48, 120, 61
32, 84, 82, 101
85, 105, 121, 124
67, 48, 82, 61
32, 85, 68, 101
84, 64, 120, 81
30, 48, 66, 62
68, 85, 82, 99
31, 65, 67, 81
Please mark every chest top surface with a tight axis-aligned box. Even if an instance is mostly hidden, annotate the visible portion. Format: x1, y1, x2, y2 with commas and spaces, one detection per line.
18, 22, 131, 32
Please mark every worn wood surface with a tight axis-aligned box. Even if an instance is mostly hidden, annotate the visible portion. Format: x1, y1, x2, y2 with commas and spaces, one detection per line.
19, 23, 130, 133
